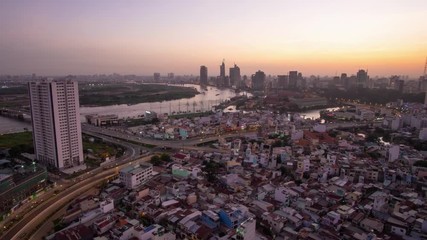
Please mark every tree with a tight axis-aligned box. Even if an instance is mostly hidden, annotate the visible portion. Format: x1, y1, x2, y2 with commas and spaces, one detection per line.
202, 161, 222, 182
276, 155, 282, 164
52, 218, 66, 232
366, 134, 379, 143
414, 160, 427, 168
279, 166, 289, 176
8, 144, 34, 158
160, 153, 172, 162
150, 155, 161, 166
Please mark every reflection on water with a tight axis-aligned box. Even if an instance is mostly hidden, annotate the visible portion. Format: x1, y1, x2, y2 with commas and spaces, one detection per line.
80, 84, 251, 120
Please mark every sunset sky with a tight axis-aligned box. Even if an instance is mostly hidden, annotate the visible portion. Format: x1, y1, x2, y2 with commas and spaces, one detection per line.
1, 0, 426, 77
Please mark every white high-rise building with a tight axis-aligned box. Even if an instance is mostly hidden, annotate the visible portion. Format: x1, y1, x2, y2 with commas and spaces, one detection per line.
29, 79, 84, 169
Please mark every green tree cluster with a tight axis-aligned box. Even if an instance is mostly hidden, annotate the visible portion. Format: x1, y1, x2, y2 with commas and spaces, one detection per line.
150, 153, 172, 166
202, 160, 224, 182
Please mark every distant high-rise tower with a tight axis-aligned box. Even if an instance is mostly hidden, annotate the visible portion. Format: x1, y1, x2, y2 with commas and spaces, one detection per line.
242, 75, 248, 88
220, 60, 226, 79
341, 73, 348, 89
229, 64, 241, 88
390, 76, 404, 92
288, 71, 298, 89
251, 70, 266, 91
29, 79, 84, 169
200, 66, 208, 86
219, 60, 227, 87
153, 72, 161, 82
277, 75, 289, 89
356, 69, 369, 88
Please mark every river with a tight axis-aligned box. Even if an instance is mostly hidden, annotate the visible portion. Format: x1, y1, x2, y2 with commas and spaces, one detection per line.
1, 84, 334, 133
0, 116, 31, 134
80, 84, 251, 120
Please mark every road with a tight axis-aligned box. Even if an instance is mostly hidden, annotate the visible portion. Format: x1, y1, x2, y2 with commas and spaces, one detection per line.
82, 124, 256, 153
3, 121, 232, 239
2, 122, 221, 239
325, 121, 382, 130
3, 154, 153, 240
0, 127, 143, 231
82, 130, 142, 159
1, 125, 148, 240
31, 188, 99, 240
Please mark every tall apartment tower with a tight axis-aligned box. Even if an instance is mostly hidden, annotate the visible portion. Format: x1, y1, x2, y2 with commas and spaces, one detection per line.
220, 60, 226, 79
229, 64, 241, 88
153, 73, 161, 82
28, 79, 84, 170
200, 66, 208, 86
251, 70, 266, 91
219, 60, 228, 87
288, 71, 298, 89
356, 69, 369, 88
277, 75, 289, 89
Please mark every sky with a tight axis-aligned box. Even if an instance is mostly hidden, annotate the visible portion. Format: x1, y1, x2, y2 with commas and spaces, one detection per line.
0, 0, 426, 78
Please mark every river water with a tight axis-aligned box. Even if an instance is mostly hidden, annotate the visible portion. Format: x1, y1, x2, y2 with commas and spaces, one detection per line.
0, 84, 334, 133
80, 84, 251, 120
0, 116, 31, 134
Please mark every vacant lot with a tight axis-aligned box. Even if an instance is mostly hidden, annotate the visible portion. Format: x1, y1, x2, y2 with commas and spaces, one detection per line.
0, 131, 33, 149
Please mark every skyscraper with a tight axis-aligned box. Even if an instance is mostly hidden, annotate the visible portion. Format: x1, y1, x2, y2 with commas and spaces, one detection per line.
153, 72, 161, 82
28, 79, 84, 170
229, 64, 241, 88
341, 73, 348, 89
251, 70, 265, 91
277, 75, 289, 89
356, 69, 369, 88
200, 65, 208, 86
220, 60, 225, 79
219, 60, 227, 87
289, 71, 298, 89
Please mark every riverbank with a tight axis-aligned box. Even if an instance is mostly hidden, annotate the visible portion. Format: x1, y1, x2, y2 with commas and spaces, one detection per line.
0, 83, 200, 108
79, 83, 199, 106
0, 116, 31, 134
80, 84, 248, 119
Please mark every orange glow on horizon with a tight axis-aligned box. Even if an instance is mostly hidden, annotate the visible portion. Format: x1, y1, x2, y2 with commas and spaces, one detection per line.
0, 0, 426, 77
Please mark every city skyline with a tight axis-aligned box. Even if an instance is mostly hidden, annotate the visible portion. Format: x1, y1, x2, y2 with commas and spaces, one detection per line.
1, 0, 426, 77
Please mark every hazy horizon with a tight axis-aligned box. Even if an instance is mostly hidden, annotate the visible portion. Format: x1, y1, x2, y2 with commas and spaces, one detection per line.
1, 0, 426, 77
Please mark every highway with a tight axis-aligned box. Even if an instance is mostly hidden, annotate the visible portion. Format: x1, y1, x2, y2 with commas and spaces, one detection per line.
81, 124, 255, 153
3, 122, 233, 239
1, 126, 147, 240
3, 154, 153, 240
31, 188, 99, 240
